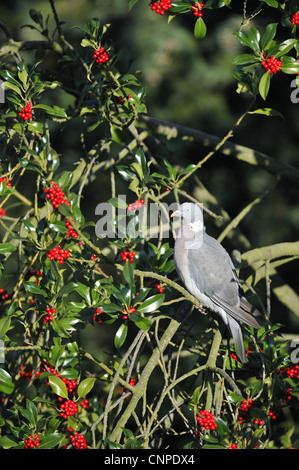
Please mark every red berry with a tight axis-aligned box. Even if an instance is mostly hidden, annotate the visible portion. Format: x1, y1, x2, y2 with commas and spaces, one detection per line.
192, 2, 204, 17
19, 101, 32, 121
149, 0, 172, 15
261, 56, 282, 74
291, 12, 299, 25
93, 47, 109, 65
69, 431, 88, 449
196, 409, 217, 431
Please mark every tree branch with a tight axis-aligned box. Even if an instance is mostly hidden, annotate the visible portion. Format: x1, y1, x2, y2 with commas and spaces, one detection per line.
138, 115, 299, 183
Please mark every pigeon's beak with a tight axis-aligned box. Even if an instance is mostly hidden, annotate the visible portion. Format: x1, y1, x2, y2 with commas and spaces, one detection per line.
171, 210, 181, 218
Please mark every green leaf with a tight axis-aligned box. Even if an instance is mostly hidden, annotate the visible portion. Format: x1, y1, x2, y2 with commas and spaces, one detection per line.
259, 71, 270, 100
249, 107, 283, 118
233, 54, 259, 65
77, 377, 96, 400
2, 81, 23, 97
138, 294, 165, 314
0, 316, 11, 338
24, 281, 47, 297
100, 303, 123, 313
129, 0, 140, 10
48, 375, 69, 398
260, 23, 277, 50
0, 70, 21, 87
131, 314, 152, 330
34, 104, 67, 118
27, 121, 43, 133
247, 27, 260, 50
19, 399, 38, 427
227, 393, 244, 403
194, 18, 207, 39
260, 0, 279, 7
114, 323, 128, 349
234, 31, 256, 50
214, 417, 228, 436
0, 436, 19, 449
123, 261, 135, 285
29, 8, 43, 25
0, 243, 17, 254
170, 1, 190, 13
276, 39, 298, 58
75, 282, 91, 304
39, 433, 64, 449
0, 368, 14, 394
108, 197, 128, 210
135, 148, 147, 176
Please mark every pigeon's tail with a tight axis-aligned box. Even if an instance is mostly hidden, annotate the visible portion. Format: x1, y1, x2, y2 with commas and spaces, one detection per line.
227, 316, 246, 364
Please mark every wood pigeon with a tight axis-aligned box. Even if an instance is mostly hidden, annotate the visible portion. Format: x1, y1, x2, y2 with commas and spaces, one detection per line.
172, 202, 261, 363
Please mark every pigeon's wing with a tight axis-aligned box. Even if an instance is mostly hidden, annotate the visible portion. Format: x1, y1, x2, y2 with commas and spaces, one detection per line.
186, 234, 260, 329
212, 294, 260, 329
186, 234, 239, 303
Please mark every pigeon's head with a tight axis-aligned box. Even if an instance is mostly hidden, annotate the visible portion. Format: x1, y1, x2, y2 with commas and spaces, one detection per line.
171, 202, 203, 225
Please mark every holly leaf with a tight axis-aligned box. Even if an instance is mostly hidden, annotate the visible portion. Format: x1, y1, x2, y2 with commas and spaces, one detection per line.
137, 294, 165, 314
77, 378, 96, 400
114, 323, 128, 349
259, 71, 270, 100
48, 375, 69, 398
194, 18, 207, 39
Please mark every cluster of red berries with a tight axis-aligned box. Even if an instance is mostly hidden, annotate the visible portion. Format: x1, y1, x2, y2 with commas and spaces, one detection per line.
0, 208, 5, 217
129, 378, 137, 387
192, 2, 204, 17
261, 55, 282, 74
291, 12, 299, 25
0, 287, 10, 302
24, 434, 40, 449
122, 305, 136, 320
238, 398, 253, 423
69, 431, 88, 449
228, 443, 238, 449
127, 199, 145, 211
156, 283, 164, 293
268, 409, 277, 420
19, 101, 33, 121
44, 181, 70, 209
44, 362, 60, 378
62, 377, 77, 394
93, 47, 109, 65
119, 93, 132, 103
254, 418, 264, 427
196, 409, 217, 431
282, 387, 293, 403
278, 364, 299, 379
20, 365, 42, 382
149, 0, 172, 15
121, 250, 136, 262
65, 219, 78, 239
59, 399, 78, 418
25, 269, 43, 283
46, 245, 71, 264
44, 306, 56, 323
0, 176, 12, 187
93, 307, 104, 323
80, 398, 89, 409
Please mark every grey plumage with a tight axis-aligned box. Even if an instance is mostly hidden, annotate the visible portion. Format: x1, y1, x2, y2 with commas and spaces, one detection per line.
172, 202, 261, 363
